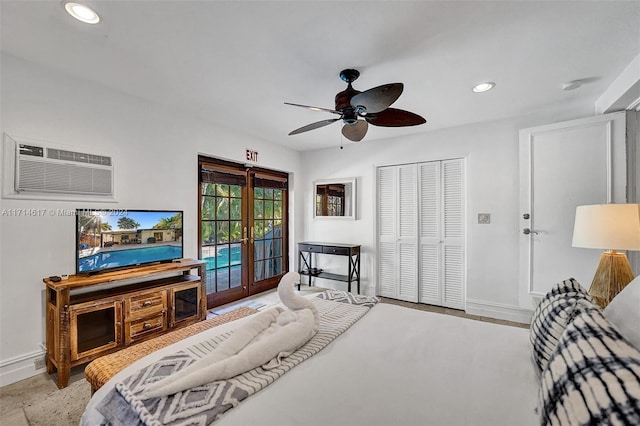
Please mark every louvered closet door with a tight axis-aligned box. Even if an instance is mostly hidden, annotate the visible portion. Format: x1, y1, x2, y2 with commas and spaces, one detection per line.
377, 166, 397, 298
377, 159, 464, 309
419, 162, 441, 305
398, 165, 418, 302
377, 164, 419, 302
441, 159, 464, 309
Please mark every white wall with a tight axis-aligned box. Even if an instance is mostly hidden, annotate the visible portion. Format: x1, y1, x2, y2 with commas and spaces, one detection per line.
0, 54, 302, 385
299, 106, 594, 321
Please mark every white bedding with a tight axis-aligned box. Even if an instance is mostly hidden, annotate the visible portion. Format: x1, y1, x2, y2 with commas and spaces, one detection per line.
82, 303, 539, 425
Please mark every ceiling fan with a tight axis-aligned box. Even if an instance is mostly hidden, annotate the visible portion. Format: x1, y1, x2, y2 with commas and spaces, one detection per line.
285, 69, 426, 142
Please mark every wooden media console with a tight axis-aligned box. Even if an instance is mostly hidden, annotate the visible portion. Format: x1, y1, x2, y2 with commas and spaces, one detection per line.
43, 259, 206, 388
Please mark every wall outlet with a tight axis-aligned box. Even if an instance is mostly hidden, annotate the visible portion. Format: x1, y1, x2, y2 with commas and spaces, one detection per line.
34, 357, 46, 370
478, 213, 491, 224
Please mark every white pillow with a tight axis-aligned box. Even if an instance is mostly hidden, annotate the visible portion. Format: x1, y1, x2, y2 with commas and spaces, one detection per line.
604, 275, 640, 349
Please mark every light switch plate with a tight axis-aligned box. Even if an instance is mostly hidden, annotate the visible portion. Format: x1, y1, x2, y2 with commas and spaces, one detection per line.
478, 213, 491, 224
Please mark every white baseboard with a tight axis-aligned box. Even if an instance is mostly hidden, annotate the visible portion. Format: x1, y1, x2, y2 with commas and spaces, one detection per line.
466, 298, 533, 325
0, 346, 46, 387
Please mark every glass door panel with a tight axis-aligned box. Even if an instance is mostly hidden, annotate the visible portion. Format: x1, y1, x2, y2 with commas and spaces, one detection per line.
250, 185, 286, 294
200, 178, 248, 307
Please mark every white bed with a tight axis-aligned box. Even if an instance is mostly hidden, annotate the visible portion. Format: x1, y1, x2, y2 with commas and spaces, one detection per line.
82, 301, 539, 425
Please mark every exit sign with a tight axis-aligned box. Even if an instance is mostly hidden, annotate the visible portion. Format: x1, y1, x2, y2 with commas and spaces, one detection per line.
246, 149, 258, 162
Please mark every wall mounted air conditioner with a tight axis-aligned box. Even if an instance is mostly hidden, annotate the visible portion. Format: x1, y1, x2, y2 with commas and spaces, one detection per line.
15, 143, 113, 196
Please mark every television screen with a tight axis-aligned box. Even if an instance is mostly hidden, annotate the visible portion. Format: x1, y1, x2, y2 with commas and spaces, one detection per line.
76, 209, 183, 274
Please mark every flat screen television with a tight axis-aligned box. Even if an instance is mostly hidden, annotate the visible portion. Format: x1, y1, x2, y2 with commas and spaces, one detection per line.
76, 209, 183, 274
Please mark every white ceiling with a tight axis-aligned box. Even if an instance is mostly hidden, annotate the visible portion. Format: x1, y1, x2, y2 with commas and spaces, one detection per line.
1, 1, 639, 151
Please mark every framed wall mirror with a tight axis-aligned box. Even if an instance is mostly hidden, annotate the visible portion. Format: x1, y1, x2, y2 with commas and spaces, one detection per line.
313, 178, 356, 219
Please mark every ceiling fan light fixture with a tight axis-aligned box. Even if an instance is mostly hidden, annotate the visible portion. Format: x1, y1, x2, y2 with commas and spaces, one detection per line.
64, 2, 100, 24
472, 82, 495, 93
342, 109, 358, 125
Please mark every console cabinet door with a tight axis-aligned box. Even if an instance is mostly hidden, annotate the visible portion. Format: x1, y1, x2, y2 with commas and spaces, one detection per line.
69, 300, 123, 361
170, 282, 201, 327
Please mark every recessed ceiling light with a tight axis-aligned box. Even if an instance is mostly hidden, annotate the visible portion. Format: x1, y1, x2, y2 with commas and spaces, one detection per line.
472, 82, 495, 93
64, 2, 100, 24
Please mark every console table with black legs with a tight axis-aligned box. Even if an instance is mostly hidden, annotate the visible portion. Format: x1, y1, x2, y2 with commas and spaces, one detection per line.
297, 242, 361, 294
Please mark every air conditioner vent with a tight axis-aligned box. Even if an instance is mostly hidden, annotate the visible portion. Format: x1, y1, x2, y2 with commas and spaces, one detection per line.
15, 143, 113, 196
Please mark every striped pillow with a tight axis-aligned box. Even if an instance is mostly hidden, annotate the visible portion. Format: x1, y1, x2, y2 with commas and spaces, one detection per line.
530, 279, 596, 374
540, 309, 640, 425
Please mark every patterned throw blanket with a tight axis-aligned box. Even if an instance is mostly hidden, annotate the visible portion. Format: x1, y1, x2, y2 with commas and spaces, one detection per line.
96, 292, 378, 425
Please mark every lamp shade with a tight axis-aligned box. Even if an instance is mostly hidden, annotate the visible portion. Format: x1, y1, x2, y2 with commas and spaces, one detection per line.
572, 204, 640, 250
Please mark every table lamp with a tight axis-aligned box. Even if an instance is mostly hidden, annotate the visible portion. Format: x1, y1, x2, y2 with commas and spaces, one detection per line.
572, 203, 640, 308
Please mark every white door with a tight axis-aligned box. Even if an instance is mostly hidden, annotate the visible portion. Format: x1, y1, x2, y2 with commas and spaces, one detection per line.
418, 161, 441, 304
519, 112, 627, 305
441, 160, 465, 309
377, 159, 465, 308
377, 164, 419, 302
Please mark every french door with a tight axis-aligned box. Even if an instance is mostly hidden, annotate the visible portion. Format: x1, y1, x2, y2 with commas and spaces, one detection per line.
198, 157, 288, 308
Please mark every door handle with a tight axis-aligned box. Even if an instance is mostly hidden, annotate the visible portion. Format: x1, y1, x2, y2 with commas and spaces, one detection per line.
241, 226, 248, 244
250, 226, 254, 244
523, 228, 539, 235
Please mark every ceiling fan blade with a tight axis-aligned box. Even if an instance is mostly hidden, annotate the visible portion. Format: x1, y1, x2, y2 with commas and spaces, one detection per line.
341, 120, 368, 142
365, 108, 426, 127
350, 83, 403, 114
284, 102, 341, 115
288, 118, 340, 135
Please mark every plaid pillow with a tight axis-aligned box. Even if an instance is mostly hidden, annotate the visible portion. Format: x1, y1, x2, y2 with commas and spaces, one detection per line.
530, 279, 597, 374
540, 309, 640, 425
547, 277, 593, 300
